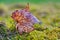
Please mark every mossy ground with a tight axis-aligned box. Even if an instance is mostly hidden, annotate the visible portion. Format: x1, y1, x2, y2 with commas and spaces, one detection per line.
0, 3, 60, 40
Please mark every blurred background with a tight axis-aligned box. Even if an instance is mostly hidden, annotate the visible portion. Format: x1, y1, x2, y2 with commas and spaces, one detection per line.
0, 0, 60, 40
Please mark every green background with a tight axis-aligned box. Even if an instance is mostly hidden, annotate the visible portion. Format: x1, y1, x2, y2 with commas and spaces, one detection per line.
0, 0, 60, 4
